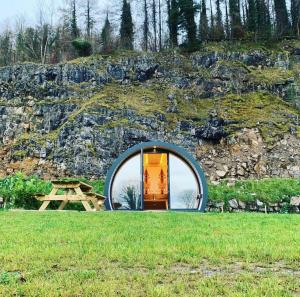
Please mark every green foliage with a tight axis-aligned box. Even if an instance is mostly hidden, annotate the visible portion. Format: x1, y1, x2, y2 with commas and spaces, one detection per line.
199, 0, 208, 42
256, 0, 272, 40
72, 39, 92, 57
228, 0, 243, 39
274, 0, 291, 38
168, 0, 180, 46
70, 0, 80, 39
178, 0, 198, 46
0, 271, 22, 285
0, 31, 13, 66
209, 178, 300, 204
0, 173, 104, 210
100, 15, 114, 53
0, 173, 51, 209
120, 0, 134, 50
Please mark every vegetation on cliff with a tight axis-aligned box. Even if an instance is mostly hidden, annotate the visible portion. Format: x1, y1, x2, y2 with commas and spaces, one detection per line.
1, 40, 300, 179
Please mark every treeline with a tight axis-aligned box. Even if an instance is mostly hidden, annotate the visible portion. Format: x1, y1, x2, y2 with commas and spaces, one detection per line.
0, 0, 299, 66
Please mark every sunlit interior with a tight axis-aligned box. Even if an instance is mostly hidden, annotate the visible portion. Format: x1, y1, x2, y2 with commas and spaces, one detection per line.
143, 153, 168, 210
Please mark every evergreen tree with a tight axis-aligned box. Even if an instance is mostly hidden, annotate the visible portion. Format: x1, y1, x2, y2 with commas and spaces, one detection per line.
152, 0, 158, 51
291, 0, 300, 37
71, 0, 79, 39
143, 0, 149, 51
274, 0, 290, 37
215, 0, 224, 40
158, 0, 162, 50
101, 14, 113, 53
167, 0, 179, 46
256, 0, 271, 39
209, 0, 214, 40
15, 28, 26, 63
120, 0, 134, 50
85, 0, 96, 39
224, 0, 230, 38
247, 0, 256, 33
199, 0, 209, 41
0, 31, 13, 66
229, 0, 243, 38
178, 0, 198, 47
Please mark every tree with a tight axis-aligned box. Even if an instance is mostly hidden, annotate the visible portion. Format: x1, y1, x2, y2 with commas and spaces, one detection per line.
256, 0, 271, 40
85, 0, 96, 39
158, 0, 162, 50
215, 0, 224, 40
152, 0, 158, 51
291, 0, 300, 37
35, 1, 58, 64
100, 14, 114, 53
38, 24, 58, 64
121, 185, 141, 210
167, 0, 180, 46
0, 31, 13, 66
274, 0, 290, 38
178, 0, 198, 47
120, 0, 134, 50
209, 0, 214, 39
224, 0, 230, 38
15, 24, 27, 63
199, 0, 209, 41
22, 27, 40, 61
143, 0, 149, 51
247, 0, 256, 34
229, 0, 243, 38
71, 0, 80, 39
180, 190, 197, 208
256, 0, 272, 39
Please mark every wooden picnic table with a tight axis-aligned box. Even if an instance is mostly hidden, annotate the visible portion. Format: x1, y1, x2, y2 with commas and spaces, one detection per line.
36, 180, 106, 211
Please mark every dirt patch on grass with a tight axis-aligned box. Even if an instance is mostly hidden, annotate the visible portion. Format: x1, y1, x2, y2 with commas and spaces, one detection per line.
169, 260, 300, 278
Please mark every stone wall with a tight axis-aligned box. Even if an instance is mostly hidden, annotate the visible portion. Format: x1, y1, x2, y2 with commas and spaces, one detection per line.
206, 196, 300, 213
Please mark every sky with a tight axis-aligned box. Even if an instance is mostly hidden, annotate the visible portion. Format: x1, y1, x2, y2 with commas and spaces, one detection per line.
0, 0, 57, 26
0, 0, 111, 31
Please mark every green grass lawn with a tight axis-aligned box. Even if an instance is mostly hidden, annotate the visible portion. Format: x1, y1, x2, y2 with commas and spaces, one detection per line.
0, 212, 299, 297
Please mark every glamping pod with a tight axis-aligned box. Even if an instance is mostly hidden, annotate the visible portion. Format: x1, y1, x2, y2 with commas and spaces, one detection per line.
104, 141, 208, 211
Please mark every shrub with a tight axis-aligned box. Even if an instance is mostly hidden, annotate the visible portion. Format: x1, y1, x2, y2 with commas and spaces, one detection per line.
208, 178, 300, 205
72, 39, 92, 57
0, 173, 51, 209
0, 174, 105, 210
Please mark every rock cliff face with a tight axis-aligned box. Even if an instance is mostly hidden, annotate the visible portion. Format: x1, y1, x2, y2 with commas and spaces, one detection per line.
0, 45, 300, 180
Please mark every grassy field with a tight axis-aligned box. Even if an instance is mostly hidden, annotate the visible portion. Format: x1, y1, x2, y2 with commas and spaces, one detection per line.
0, 212, 299, 297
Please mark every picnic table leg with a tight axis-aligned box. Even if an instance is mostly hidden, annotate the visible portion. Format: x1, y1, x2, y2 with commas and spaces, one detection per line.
81, 201, 93, 211
58, 200, 68, 210
39, 201, 50, 211
90, 199, 100, 211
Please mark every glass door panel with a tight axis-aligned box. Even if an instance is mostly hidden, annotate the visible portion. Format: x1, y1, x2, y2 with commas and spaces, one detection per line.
111, 154, 142, 210
169, 153, 200, 209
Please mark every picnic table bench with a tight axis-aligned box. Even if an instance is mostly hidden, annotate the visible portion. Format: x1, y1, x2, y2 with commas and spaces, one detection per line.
36, 180, 106, 211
